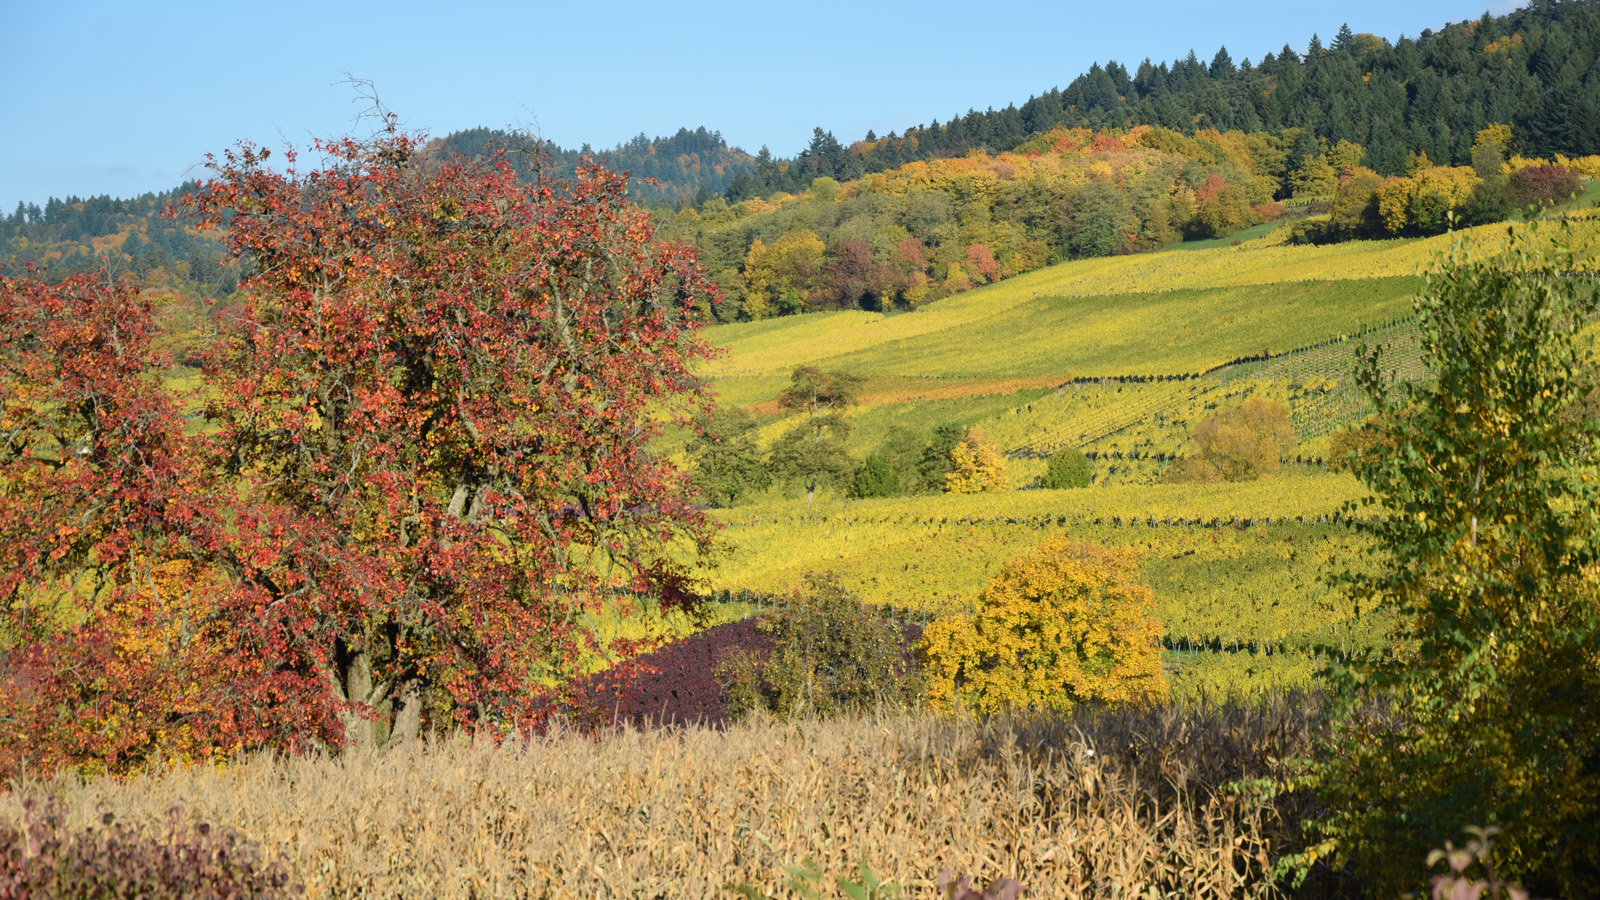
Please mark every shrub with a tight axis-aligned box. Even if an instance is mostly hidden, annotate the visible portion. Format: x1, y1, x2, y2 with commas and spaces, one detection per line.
1163, 397, 1297, 483
1284, 216, 1331, 246
917, 539, 1166, 714
1324, 169, 1385, 240
853, 454, 900, 498
1040, 448, 1092, 489
1376, 167, 1480, 234
0, 799, 297, 899
715, 574, 920, 719
1250, 201, 1286, 221
917, 424, 968, 493
1461, 174, 1512, 226
1506, 164, 1582, 209
688, 407, 773, 507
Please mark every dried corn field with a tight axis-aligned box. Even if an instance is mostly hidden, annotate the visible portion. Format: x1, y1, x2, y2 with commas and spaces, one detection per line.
2, 699, 1324, 899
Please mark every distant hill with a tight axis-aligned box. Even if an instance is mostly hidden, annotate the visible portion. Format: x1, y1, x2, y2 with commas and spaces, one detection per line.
6, 0, 1598, 332
436, 126, 761, 208
725, 1, 1600, 199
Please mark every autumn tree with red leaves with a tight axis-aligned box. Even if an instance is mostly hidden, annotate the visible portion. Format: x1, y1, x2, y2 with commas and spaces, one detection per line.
187, 117, 720, 748
0, 116, 721, 774
0, 272, 277, 775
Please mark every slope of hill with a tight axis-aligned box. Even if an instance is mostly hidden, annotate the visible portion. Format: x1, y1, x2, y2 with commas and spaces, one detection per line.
735, 1, 1600, 194
684, 217, 1600, 697
700, 222, 1506, 386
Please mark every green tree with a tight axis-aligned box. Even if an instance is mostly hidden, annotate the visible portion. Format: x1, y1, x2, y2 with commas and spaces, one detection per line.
853, 454, 899, 498
917, 424, 968, 492
1068, 181, 1133, 258
716, 573, 919, 719
686, 407, 772, 507
773, 366, 863, 507
874, 426, 928, 493
1309, 224, 1600, 896
1041, 447, 1093, 489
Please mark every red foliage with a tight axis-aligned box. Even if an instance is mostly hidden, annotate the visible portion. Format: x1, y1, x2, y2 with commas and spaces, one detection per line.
1507, 164, 1583, 208
965, 244, 1000, 284
0, 118, 721, 774
1251, 201, 1287, 220
821, 238, 878, 309
0, 273, 282, 774
183, 121, 720, 743
1088, 134, 1129, 154
1195, 172, 1229, 202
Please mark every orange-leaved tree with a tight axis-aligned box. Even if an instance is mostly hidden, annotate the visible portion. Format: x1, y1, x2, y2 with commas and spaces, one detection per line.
917, 538, 1165, 714
0, 271, 275, 776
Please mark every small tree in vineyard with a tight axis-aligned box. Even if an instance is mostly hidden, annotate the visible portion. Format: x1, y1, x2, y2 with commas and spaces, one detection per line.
1040, 447, 1092, 489
945, 430, 1009, 493
1164, 396, 1296, 483
917, 538, 1165, 714
772, 366, 862, 507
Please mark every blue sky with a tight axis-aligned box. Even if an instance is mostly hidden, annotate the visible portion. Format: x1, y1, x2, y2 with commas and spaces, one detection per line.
1, 0, 1522, 210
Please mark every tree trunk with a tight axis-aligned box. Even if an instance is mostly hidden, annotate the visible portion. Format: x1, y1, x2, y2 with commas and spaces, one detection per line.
385, 679, 423, 748
338, 650, 382, 749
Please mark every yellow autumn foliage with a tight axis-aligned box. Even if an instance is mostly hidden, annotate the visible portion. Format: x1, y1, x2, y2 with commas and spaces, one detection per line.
916, 538, 1167, 714
1376, 166, 1480, 233
944, 430, 1009, 494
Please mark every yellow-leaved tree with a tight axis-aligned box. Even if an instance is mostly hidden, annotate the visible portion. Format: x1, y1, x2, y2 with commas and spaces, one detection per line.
917, 539, 1166, 714
944, 430, 1009, 493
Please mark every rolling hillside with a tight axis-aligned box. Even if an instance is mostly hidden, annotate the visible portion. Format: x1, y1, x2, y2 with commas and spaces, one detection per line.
685, 216, 1600, 696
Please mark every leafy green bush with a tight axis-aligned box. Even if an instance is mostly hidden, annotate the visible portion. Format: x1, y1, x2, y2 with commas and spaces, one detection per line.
1040, 447, 1092, 489
853, 454, 900, 498
916, 424, 969, 493
687, 407, 772, 507
0, 799, 297, 899
715, 574, 921, 718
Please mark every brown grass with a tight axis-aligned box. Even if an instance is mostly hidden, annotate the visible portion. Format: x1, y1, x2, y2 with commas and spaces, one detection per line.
1, 699, 1323, 899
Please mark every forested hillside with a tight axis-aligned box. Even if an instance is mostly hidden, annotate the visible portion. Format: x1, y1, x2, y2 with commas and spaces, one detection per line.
733, 0, 1600, 195
661, 122, 1598, 321
6, 1, 1598, 334
437, 125, 759, 207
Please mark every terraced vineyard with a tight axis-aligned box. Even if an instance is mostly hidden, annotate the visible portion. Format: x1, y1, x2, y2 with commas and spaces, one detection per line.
693, 476, 1382, 696
677, 218, 1600, 697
